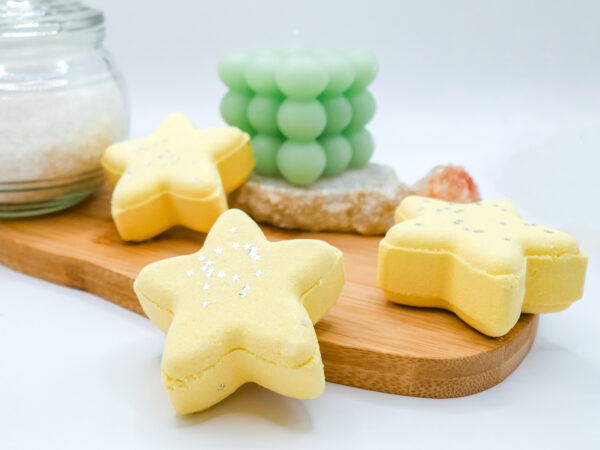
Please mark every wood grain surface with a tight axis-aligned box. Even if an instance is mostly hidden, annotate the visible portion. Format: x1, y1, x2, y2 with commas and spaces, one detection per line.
0, 186, 538, 398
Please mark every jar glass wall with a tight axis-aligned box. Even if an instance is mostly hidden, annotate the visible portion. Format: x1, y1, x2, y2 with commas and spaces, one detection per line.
0, 0, 128, 216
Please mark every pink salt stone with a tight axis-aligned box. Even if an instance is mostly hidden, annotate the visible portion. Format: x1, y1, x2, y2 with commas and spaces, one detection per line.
412, 165, 481, 203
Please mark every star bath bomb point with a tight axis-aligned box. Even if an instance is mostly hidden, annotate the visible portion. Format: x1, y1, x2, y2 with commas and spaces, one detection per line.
133, 209, 345, 414
101, 113, 255, 241
377, 196, 587, 337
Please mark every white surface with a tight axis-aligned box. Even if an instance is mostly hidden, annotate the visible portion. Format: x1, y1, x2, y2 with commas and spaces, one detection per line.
2, 0, 600, 448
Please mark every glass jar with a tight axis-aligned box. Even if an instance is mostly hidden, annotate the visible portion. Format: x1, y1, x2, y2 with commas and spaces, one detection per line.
0, 0, 128, 217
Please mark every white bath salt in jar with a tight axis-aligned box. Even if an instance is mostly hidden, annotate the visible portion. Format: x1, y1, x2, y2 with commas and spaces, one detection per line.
0, 0, 128, 216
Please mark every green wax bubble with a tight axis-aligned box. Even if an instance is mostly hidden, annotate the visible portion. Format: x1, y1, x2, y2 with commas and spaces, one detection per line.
251, 134, 283, 176
277, 140, 326, 185
220, 90, 254, 133
310, 47, 336, 58
218, 52, 250, 91
319, 134, 352, 176
281, 44, 309, 56
346, 90, 376, 130
247, 95, 281, 135
346, 128, 374, 168
245, 54, 281, 95
319, 53, 355, 95
277, 99, 327, 140
276, 56, 329, 99
346, 49, 378, 92
321, 95, 352, 135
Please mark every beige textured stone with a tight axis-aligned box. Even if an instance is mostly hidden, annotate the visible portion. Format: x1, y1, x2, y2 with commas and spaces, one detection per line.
228, 164, 410, 235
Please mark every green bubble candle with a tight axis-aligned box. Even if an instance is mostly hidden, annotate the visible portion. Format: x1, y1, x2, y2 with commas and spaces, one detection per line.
218, 46, 378, 185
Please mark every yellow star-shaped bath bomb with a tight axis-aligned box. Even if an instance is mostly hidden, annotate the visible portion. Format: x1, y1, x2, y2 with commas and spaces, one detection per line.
378, 196, 587, 337
134, 209, 345, 414
101, 113, 254, 241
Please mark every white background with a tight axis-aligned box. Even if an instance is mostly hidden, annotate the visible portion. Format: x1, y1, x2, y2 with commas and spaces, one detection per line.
1, 0, 599, 448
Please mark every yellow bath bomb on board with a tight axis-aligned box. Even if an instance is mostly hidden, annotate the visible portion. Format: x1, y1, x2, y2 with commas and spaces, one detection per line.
377, 196, 587, 337
134, 209, 345, 414
101, 113, 254, 241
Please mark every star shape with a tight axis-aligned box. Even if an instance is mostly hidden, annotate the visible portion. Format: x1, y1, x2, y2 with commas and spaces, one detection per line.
101, 113, 254, 241
378, 196, 587, 336
133, 209, 345, 414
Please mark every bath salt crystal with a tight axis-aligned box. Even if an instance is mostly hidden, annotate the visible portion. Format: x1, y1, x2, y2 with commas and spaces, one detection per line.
412, 165, 481, 204
0, 80, 127, 201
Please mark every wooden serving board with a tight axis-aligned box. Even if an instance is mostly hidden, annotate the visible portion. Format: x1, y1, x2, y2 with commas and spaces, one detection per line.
0, 186, 538, 398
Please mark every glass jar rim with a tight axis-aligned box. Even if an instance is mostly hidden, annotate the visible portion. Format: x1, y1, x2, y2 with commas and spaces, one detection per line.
0, 0, 104, 39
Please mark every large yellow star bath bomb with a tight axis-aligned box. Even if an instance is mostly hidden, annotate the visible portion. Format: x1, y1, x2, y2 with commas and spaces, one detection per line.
378, 196, 587, 337
101, 113, 254, 241
134, 209, 345, 414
